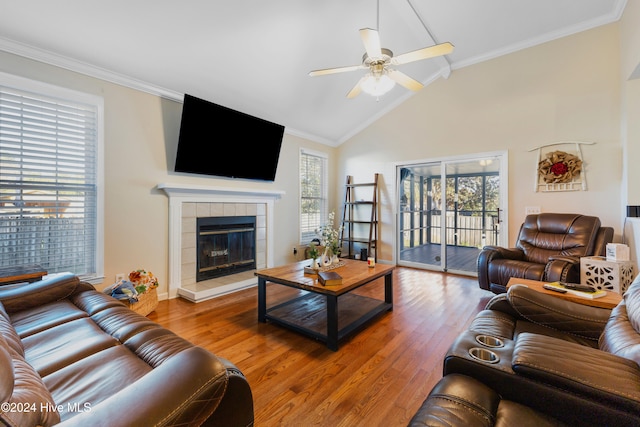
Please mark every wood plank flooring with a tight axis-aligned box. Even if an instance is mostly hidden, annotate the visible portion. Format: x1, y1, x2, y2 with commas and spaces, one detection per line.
148, 267, 493, 427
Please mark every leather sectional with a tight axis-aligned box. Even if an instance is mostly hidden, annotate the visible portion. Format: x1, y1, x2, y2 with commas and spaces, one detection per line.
0, 273, 253, 427
410, 276, 640, 426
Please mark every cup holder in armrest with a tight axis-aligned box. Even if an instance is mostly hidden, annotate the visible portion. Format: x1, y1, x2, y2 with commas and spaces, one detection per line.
475, 334, 504, 348
468, 347, 500, 364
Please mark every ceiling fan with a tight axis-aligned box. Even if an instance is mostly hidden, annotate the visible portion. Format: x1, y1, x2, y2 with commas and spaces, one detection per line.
309, 11, 453, 99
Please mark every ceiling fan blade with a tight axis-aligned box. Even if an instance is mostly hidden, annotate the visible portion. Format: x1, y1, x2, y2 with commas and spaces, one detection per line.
309, 64, 364, 77
391, 42, 454, 65
347, 77, 365, 98
360, 28, 382, 59
388, 70, 424, 91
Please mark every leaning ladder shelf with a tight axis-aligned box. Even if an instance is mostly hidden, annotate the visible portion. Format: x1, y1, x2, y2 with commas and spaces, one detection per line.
339, 174, 379, 262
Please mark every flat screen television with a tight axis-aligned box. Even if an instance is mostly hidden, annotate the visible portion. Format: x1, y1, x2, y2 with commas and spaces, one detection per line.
175, 94, 285, 181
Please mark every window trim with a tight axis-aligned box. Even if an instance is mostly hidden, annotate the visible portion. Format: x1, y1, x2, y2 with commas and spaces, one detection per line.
299, 148, 328, 245
0, 71, 104, 283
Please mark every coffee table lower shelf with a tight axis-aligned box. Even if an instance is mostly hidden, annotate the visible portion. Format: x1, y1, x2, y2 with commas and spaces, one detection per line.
264, 292, 391, 351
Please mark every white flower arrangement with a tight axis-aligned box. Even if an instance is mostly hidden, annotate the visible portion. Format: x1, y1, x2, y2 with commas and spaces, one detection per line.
316, 211, 343, 256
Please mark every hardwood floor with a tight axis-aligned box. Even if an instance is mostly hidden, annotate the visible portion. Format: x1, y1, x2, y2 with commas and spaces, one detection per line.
148, 267, 493, 426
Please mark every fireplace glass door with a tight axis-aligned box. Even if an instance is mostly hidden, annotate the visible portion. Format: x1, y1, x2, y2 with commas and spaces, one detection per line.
197, 216, 256, 281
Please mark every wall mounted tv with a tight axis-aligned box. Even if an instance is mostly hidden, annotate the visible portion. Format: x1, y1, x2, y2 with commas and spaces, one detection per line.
174, 94, 285, 181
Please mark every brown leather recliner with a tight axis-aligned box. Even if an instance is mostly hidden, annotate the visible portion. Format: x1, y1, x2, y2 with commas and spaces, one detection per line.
477, 213, 613, 294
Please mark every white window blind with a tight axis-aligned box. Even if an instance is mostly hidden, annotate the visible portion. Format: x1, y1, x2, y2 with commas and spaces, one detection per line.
300, 149, 327, 245
0, 79, 99, 277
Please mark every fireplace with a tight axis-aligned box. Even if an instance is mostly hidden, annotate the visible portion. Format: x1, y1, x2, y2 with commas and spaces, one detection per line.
158, 183, 284, 302
197, 216, 256, 281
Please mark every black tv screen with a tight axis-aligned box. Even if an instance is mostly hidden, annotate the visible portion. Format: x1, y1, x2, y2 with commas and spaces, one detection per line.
175, 94, 285, 181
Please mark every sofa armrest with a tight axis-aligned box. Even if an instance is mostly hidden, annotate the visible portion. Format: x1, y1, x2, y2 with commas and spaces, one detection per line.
58, 347, 252, 427
547, 255, 579, 264
478, 246, 525, 291
482, 246, 524, 260
513, 333, 640, 413
506, 284, 611, 340
0, 273, 94, 314
483, 293, 522, 318
545, 256, 580, 283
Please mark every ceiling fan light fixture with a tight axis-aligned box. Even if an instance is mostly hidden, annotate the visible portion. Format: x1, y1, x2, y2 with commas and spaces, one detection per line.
308, 0, 454, 99
360, 71, 395, 97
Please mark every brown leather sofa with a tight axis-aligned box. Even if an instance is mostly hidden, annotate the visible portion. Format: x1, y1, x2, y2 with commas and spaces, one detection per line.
435, 278, 640, 426
0, 273, 253, 427
477, 213, 613, 294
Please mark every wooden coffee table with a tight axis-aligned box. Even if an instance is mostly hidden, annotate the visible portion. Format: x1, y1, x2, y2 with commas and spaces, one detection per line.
506, 277, 622, 309
256, 259, 395, 351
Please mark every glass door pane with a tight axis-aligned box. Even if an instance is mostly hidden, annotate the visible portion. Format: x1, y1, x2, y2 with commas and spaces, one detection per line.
443, 160, 501, 273
398, 162, 443, 269
398, 155, 503, 275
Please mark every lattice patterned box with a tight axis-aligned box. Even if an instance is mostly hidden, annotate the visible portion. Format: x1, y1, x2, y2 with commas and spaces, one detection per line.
580, 256, 635, 295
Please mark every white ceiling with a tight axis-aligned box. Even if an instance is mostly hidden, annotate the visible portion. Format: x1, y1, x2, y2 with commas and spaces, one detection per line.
0, 0, 627, 146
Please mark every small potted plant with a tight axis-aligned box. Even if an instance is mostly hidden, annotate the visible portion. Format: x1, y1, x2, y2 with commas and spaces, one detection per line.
308, 242, 320, 269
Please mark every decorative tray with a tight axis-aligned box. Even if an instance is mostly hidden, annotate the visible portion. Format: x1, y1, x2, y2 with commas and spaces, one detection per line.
303, 260, 346, 275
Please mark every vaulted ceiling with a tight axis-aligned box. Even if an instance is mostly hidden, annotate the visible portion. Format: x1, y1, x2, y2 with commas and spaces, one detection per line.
0, 0, 627, 145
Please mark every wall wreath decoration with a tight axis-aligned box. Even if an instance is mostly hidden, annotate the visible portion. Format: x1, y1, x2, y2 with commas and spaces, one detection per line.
537, 150, 582, 184
528, 141, 594, 192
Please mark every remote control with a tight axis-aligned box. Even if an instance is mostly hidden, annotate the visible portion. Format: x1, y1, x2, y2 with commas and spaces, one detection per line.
562, 283, 597, 293
543, 284, 567, 293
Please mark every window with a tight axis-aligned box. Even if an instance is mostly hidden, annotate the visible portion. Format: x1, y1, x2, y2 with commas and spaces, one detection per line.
0, 72, 103, 281
300, 149, 327, 244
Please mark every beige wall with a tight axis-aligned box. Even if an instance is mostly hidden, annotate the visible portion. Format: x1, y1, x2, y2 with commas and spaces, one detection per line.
338, 23, 623, 261
621, 0, 640, 207
0, 51, 338, 297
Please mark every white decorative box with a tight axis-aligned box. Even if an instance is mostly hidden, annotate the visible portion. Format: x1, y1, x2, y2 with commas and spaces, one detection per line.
580, 256, 635, 295
606, 243, 630, 261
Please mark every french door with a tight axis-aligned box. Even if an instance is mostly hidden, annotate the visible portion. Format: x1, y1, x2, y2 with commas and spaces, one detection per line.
397, 152, 507, 275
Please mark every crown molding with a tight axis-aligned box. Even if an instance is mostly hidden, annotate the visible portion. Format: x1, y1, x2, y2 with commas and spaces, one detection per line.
0, 36, 183, 102
451, 1, 627, 71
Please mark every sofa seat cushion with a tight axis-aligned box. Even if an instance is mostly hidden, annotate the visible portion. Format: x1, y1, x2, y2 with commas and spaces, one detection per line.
10, 300, 89, 339
513, 333, 640, 412
43, 346, 152, 421
22, 317, 118, 377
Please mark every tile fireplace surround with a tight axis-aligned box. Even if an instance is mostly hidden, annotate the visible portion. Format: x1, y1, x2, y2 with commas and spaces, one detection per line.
158, 183, 284, 302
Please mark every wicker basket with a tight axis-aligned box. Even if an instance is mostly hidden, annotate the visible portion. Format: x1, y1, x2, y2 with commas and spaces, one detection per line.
127, 287, 158, 316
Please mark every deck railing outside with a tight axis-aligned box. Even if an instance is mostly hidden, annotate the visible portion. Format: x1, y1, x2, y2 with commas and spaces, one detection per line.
401, 210, 499, 249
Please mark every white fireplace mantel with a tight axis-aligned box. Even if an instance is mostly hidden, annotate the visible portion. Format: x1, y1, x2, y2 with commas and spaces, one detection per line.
157, 183, 285, 300
157, 183, 286, 200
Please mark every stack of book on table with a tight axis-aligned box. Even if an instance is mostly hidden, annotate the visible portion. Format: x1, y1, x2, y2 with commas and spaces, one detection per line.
543, 281, 607, 299
318, 271, 342, 286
